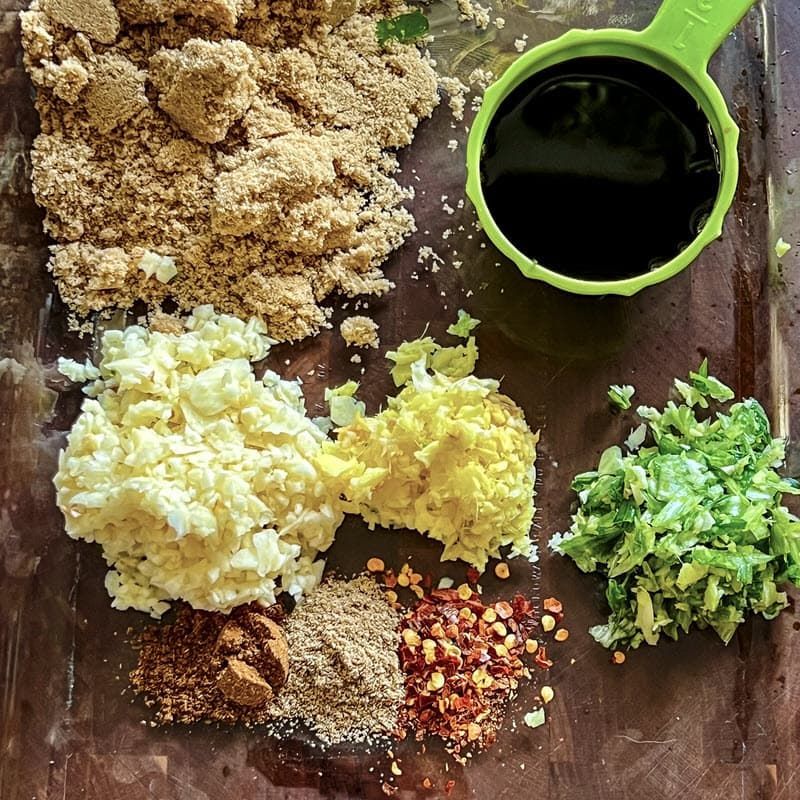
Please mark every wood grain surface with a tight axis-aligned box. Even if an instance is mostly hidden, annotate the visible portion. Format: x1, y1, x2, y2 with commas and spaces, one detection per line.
1, 1, 799, 799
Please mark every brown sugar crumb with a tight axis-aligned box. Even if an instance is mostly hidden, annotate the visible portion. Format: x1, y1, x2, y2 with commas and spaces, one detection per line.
147, 310, 184, 335
130, 604, 288, 725
340, 315, 380, 349
149, 39, 257, 144
21, 0, 440, 341
42, 0, 120, 44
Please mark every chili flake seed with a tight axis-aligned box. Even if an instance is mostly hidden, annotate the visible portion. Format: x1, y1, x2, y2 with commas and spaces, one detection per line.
541, 614, 556, 632
410, 573, 423, 585
457, 583, 472, 601
422, 638, 436, 651
467, 722, 482, 741
427, 672, 446, 692
525, 638, 539, 654
422, 777, 433, 790
472, 667, 493, 689
444, 644, 461, 660
504, 634, 517, 649
366, 557, 385, 573
391, 761, 402, 776
385, 590, 398, 604
397, 573, 410, 587
612, 650, 626, 665
482, 607, 498, 623
490, 621, 507, 638
402, 628, 421, 647
540, 685, 554, 704
494, 601, 514, 619
410, 584, 425, 599
543, 597, 563, 615
554, 628, 569, 642
494, 562, 510, 580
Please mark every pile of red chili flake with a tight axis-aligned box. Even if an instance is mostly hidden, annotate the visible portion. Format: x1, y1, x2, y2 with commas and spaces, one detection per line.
398, 584, 540, 756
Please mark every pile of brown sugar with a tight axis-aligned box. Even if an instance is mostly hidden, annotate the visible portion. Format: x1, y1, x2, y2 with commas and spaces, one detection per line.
130, 603, 289, 725
21, 0, 439, 340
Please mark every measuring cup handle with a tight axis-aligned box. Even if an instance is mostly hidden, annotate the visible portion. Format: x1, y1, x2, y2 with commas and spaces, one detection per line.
640, 0, 758, 73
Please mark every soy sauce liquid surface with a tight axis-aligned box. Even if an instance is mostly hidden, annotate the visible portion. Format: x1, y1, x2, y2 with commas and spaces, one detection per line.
480, 56, 721, 281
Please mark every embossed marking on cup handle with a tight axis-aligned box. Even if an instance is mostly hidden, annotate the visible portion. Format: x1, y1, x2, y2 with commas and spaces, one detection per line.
673, 1, 715, 51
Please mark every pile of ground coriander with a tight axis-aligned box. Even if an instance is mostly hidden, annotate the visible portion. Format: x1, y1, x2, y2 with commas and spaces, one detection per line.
21, 0, 439, 340
272, 575, 405, 744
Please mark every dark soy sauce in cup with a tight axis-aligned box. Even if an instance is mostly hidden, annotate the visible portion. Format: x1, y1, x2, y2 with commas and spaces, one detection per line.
480, 56, 721, 281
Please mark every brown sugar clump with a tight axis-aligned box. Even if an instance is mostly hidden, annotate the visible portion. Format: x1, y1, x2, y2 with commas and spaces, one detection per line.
85, 54, 149, 134
41, 57, 89, 104
340, 315, 380, 349
130, 604, 289, 725
150, 39, 257, 144
42, 0, 120, 44
21, 0, 439, 341
211, 132, 337, 234
117, 0, 241, 31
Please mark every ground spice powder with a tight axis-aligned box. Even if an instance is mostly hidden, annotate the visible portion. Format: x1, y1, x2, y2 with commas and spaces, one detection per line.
130, 603, 289, 725
272, 575, 405, 744
21, 0, 439, 340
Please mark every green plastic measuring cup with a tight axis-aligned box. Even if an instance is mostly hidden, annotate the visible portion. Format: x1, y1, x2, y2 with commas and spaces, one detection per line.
466, 0, 758, 295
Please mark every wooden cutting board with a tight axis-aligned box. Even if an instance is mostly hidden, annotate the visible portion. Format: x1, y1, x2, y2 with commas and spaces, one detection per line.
1, 1, 798, 798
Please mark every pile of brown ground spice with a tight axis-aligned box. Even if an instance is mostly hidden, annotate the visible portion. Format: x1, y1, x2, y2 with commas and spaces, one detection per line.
20, 0, 439, 340
130, 603, 289, 725
272, 575, 405, 744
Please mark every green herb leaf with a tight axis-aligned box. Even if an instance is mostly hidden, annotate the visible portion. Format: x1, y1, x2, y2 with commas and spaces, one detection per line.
608, 384, 635, 410
523, 707, 546, 728
447, 309, 481, 339
376, 10, 429, 45
552, 365, 800, 649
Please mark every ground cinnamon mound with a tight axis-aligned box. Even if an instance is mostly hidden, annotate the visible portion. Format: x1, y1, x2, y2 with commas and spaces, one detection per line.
21, 0, 439, 340
130, 603, 288, 725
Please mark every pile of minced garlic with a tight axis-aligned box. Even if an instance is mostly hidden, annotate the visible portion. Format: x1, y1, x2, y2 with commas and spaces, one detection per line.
21, 0, 439, 340
55, 307, 343, 617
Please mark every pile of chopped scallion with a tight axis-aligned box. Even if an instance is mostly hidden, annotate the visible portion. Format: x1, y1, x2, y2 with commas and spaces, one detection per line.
551, 362, 800, 649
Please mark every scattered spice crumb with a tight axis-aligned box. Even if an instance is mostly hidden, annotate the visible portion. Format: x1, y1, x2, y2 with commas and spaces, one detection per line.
457, 0, 491, 29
